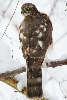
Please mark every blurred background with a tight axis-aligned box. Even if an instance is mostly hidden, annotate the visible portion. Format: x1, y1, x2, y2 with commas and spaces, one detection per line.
0, 0, 67, 100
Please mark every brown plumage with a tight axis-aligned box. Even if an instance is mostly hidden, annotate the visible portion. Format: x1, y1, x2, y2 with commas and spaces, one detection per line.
19, 3, 53, 98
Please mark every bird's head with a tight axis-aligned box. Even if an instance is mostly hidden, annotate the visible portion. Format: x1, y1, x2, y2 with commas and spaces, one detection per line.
21, 3, 38, 16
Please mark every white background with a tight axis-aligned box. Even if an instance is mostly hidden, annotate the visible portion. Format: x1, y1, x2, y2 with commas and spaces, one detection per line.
0, 0, 67, 100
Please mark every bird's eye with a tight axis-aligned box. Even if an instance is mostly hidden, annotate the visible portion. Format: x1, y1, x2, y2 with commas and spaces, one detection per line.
27, 7, 32, 11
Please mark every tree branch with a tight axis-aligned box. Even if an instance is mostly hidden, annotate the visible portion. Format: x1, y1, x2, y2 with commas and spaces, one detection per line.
0, 67, 26, 78
0, 77, 26, 95
0, 77, 18, 90
46, 59, 67, 67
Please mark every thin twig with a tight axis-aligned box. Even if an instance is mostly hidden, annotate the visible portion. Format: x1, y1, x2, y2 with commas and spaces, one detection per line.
0, 67, 26, 78
0, 0, 20, 40
46, 59, 67, 67
49, 0, 58, 17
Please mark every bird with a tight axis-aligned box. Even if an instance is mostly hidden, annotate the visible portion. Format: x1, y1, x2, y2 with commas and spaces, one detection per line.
19, 3, 53, 98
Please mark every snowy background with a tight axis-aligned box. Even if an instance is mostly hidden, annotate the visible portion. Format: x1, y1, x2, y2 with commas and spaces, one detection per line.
0, 0, 67, 100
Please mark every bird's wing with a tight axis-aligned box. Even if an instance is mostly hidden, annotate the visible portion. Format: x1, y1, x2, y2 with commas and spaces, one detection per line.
42, 13, 53, 45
